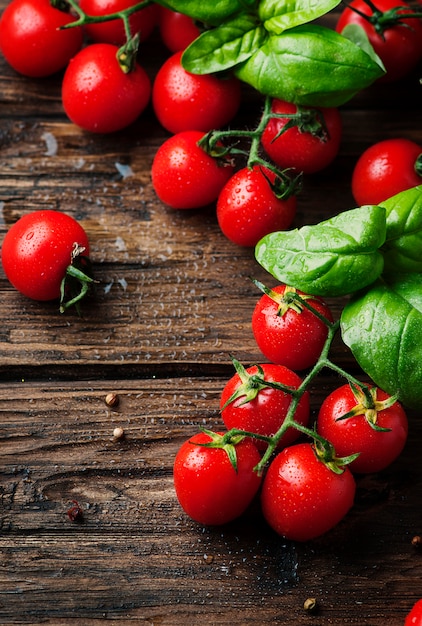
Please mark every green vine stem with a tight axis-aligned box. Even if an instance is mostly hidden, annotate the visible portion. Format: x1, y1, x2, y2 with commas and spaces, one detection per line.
220, 292, 375, 476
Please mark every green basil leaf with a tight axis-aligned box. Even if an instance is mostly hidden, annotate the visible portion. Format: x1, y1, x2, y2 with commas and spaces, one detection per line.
155, 0, 248, 24
234, 24, 385, 106
340, 23, 386, 71
255, 205, 386, 297
341, 274, 422, 409
182, 13, 267, 74
380, 185, 422, 274
259, 0, 342, 34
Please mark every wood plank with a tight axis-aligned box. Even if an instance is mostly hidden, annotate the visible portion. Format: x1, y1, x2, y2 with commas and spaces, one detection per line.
1, 380, 421, 624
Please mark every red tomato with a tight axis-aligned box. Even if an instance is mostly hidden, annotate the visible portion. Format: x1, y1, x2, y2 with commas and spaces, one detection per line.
216, 166, 297, 247
351, 138, 422, 206
61, 43, 151, 133
173, 431, 262, 525
0, 0, 83, 77
152, 51, 241, 134
151, 130, 235, 209
316, 383, 408, 474
261, 443, 356, 541
251, 284, 333, 370
261, 99, 342, 174
405, 599, 422, 626
158, 6, 201, 52
1, 210, 90, 301
336, 0, 422, 82
79, 0, 158, 45
220, 362, 310, 451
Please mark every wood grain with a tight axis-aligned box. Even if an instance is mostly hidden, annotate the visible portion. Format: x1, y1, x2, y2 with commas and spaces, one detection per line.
0, 2, 421, 624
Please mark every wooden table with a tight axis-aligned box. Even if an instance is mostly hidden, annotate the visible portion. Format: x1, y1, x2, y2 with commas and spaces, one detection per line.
1, 4, 421, 624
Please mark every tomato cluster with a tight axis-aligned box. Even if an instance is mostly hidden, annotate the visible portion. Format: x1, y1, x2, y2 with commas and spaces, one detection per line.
174, 283, 409, 541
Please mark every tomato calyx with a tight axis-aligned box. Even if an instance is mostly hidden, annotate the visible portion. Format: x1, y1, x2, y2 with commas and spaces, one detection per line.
193, 428, 246, 472
346, 0, 422, 36
60, 242, 96, 314
335, 382, 396, 431
415, 153, 422, 178
221, 356, 297, 411
116, 33, 139, 73
313, 436, 359, 475
270, 106, 330, 143
251, 278, 334, 326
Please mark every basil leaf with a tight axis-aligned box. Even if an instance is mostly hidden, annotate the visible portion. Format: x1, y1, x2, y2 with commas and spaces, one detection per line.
340, 23, 386, 71
234, 25, 385, 106
341, 274, 422, 409
259, 0, 342, 34
255, 205, 386, 297
380, 185, 422, 275
182, 13, 267, 74
155, 0, 248, 24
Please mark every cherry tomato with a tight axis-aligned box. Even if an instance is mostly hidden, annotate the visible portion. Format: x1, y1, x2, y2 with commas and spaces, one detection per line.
173, 431, 262, 525
351, 138, 422, 206
336, 0, 422, 82
261, 443, 356, 541
0, 0, 83, 77
152, 51, 241, 134
61, 43, 151, 133
405, 599, 422, 626
220, 362, 310, 451
251, 284, 333, 370
158, 6, 201, 53
261, 99, 342, 175
1, 210, 90, 301
151, 130, 235, 209
316, 383, 408, 474
79, 0, 158, 45
216, 166, 297, 247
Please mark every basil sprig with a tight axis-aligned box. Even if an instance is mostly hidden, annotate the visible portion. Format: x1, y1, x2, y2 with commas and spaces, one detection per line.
156, 0, 385, 106
255, 185, 422, 408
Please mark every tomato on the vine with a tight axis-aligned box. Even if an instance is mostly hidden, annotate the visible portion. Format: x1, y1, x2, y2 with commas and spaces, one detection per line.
351, 138, 422, 206
336, 0, 422, 82
1, 210, 92, 307
158, 6, 201, 53
220, 361, 310, 451
152, 50, 241, 134
61, 43, 151, 133
79, 0, 159, 46
151, 130, 235, 209
216, 166, 297, 247
173, 431, 262, 525
316, 383, 408, 474
261, 99, 342, 175
261, 442, 356, 541
405, 599, 422, 626
251, 283, 333, 370
0, 0, 83, 77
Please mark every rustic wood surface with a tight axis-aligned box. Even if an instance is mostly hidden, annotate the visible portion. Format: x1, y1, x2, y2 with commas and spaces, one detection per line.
1, 3, 422, 624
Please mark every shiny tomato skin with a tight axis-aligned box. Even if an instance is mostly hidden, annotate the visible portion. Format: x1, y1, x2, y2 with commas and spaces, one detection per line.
261, 443, 356, 541
216, 166, 297, 247
336, 0, 422, 82
351, 138, 422, 205
79, 0, 158, 45
1, 210, 90, 301
152, 51, 241, 134
173, 431, 262, 525
220, 363, 310, 451
261, 99, 342, 174
61, 43, 151, 133
0, 0, 83, 77
405, 599, 422, 626
151, 130, 235, 209
252, 285, 333, 370
158, 6, 201, 52
316, 384, 408, 474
